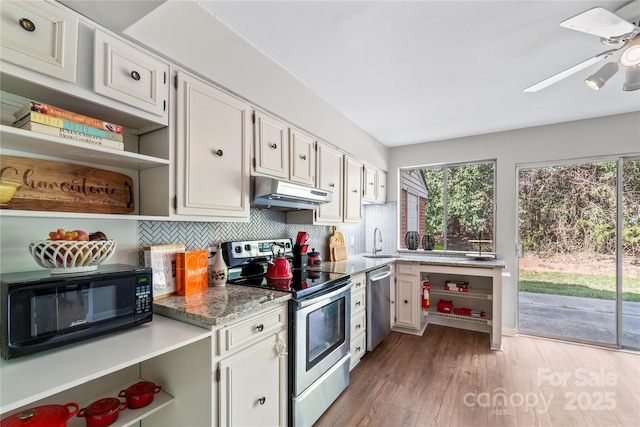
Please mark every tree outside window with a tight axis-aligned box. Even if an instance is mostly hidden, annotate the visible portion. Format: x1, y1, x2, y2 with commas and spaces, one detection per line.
401, 161, 495, 252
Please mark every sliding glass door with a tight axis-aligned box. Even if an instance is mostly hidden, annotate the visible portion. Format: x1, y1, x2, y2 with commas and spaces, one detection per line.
517, 157, 639, 349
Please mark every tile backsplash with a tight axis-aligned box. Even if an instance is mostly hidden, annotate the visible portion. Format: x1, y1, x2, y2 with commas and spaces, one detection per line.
138, 202, 398, 263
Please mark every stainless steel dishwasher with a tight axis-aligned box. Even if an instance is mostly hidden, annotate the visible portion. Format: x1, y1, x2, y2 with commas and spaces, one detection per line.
366, 265, 392, 351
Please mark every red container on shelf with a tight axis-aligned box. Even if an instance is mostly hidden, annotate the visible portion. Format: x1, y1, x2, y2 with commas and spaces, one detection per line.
436, 299, 453, 314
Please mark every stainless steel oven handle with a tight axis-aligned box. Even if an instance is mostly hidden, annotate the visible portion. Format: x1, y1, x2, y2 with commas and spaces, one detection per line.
370, 271, 391, 282
297, 281, 353, 309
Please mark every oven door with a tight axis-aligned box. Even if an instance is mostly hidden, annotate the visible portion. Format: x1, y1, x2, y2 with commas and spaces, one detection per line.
294, 281, 352, 396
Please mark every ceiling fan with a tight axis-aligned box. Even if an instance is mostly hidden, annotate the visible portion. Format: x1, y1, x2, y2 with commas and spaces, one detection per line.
524, 2, 640, 92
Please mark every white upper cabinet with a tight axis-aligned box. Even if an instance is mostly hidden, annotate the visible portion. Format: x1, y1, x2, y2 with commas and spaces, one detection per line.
94, 29, 169, 123
362, 163, 377, 202
252, 110, 315, 187
376, 169, 387, 203
0, 0, 78, 83
343, 154, 363, 223
314, 140, 344, 224
175, 70, 250, 220
289, 126, 315, 186
253, 110, 289, 179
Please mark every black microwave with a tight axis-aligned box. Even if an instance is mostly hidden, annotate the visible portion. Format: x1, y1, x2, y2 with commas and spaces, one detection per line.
0, 264, 152, 360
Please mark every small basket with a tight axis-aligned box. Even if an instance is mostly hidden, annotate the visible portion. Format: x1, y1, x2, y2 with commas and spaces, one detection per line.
29, 240, 116, 274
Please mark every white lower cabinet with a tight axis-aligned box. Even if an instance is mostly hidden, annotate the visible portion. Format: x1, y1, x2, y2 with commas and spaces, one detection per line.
215, 304, 288, 427
349, 273, 366, 370
218, 330, 287, 427
391, 262, 504, 350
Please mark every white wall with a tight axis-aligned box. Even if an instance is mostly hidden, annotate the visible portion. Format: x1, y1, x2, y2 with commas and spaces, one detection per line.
0, 217, 138, 274
388, 112, 640, 328
121, 0, 389, 171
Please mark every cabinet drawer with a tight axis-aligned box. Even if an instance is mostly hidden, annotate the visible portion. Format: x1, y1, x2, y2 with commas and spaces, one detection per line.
94, 29, 169, 120
396, 263, 417, 275
351, 274, 366, 291
350, 310, 366, 339
350, 331, 366, 366
351, 287, 366, 314
1, 0, 78, 82
218, 305, 287, 356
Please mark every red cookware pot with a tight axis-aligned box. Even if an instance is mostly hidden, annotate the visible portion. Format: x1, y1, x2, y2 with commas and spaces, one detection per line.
77, 398, 126, 427
2, 403, 79, 427
118, 381, 162, 409
266, 244, 292, 279
307, 248, 322, 266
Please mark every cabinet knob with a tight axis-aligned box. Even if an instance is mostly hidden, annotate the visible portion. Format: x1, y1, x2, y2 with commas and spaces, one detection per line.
258, 397, 266, 405
404, 300, 408, 304
130, 71, 141, 81
356, 324, 361, 329
369, 182, 374, 186
214, 149, 224, 157
355, 301, 361, 306
270, 143, 277, 149
19, 18, 35, 32
356, 346, 361, 351
329, 183, 335, 188
352, 189, 358, 193
256, 324, 264, 332
300, 154, 307, 160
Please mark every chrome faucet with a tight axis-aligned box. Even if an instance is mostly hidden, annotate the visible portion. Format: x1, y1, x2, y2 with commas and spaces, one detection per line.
372, 228, 382, 254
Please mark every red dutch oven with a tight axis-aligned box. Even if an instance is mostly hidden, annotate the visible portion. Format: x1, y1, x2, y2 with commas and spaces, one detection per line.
77, 397, 126, 427
118, 381, 162, 409
2, 403, 79, 427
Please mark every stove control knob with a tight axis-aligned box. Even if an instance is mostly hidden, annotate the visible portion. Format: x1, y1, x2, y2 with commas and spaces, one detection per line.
234, 245, 242, 254
244, 244, 251, 251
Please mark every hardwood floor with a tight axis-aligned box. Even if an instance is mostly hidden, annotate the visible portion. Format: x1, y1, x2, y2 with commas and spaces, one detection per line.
314, 325, 640, 427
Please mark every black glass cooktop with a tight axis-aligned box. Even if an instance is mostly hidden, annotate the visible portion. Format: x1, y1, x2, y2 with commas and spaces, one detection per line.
227, 268, 349, 299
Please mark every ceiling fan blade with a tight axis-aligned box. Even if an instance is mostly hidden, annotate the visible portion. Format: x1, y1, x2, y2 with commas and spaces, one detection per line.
524, 49, 619, 92
560, 7, 639, 39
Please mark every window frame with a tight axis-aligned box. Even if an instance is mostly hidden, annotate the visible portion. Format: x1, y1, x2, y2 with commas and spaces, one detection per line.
398, 159, 497, 254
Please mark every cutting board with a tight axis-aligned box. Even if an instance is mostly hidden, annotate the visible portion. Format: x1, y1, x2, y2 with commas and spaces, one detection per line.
333, 245, 348, 261
329, 226, 347, 261
0, 155, 135, 214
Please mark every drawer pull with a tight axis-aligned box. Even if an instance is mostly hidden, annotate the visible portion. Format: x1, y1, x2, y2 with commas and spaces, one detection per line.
19, 18, 35, 32
256, 324, 264, 332
214, 149, 224, 157
300, 154, 307, 160
270, 143, 277, 149
258, 397, 266, 405
130, 70, 141, 81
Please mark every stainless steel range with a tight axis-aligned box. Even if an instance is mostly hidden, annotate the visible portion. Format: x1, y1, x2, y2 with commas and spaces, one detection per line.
220, 239, 352, 427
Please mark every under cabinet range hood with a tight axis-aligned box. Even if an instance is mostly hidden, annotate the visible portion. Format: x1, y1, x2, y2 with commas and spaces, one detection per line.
251, 176, 332, 210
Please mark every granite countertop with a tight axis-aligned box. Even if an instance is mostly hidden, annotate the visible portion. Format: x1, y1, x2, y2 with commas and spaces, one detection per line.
153, 284, 291, 329
315, 252, 506, 277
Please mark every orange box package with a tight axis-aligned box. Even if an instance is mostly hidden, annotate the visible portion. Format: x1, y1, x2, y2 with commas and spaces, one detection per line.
175, 249, 209, 296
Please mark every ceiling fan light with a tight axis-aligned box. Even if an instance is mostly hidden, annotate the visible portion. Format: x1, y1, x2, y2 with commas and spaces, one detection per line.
623, 65, 640, 91
584, 61, 619, 90
620, 38, 640, 67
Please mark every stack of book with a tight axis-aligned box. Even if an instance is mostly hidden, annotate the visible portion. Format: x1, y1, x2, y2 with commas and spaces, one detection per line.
12, 101, 125, 150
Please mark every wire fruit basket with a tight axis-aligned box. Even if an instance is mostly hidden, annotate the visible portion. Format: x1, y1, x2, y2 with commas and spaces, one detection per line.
29, 240, 116, 274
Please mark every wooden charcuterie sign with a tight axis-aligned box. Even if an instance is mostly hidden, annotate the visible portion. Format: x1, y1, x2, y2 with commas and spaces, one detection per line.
0, 155, 135, 214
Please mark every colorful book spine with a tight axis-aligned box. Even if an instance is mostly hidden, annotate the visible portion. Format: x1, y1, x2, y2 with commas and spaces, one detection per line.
18, 122, 125, 150
14, 101, 123, 134
13, 112, 123, 142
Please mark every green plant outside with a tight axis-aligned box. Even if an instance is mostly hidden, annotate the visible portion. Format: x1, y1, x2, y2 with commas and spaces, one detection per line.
519, 270, 640, 302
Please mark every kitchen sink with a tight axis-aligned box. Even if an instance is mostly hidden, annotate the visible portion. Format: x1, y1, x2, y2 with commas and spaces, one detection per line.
362, 254, 397, 259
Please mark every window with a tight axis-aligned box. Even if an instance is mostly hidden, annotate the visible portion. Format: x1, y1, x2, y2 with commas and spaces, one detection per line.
400, 161, 495, 252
